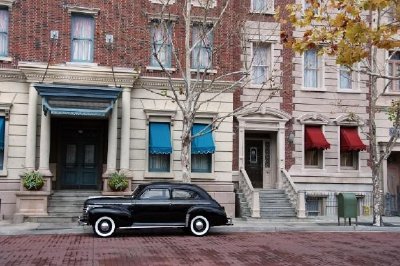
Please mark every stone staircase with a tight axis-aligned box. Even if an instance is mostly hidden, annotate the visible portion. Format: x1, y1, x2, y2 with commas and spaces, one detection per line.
237, 189, 297, 218
25, 190, 101, 223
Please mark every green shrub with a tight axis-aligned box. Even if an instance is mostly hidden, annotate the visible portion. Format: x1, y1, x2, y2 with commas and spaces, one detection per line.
22, 171, 44, 191
108, 172, 128, 191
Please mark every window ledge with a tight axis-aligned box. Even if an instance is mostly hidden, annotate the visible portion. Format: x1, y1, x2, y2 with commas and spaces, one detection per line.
337, 89, 362, 94
190, 69, 217, 74
0, 169, 8, 177
66, 62, 98, 67
191, 172, 215, 180
301, 87, 327, 92
146, 66, 176, 72
247, 84, 274, 89
250, 10, 275, 15
0, 56, 12, 62
383, 91, 400, 96
144, 171, 175, 179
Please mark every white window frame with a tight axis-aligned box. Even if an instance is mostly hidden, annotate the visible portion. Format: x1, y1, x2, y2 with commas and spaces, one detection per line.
251, 42, 272, 87
302, 124, 327, 170
149, 20, 173, 69
251, 0, 274, 14
191, 23, 214, 71
303, 48, 324, 90
338, 126, 362, 172
143, 109, 176, 179
388, 50, 400, 93
337, 64, 360, 92
0, 103, 11, 176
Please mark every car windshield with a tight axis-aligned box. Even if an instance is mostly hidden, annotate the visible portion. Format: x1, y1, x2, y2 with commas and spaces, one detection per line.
131, 185, 145, 198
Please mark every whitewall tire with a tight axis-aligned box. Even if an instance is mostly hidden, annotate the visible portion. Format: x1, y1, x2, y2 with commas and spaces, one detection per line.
190, 215, 210, 236
94, 216, 116, 237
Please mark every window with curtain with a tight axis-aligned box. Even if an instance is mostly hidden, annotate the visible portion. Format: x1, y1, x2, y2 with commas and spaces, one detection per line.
150, 21, 172, 68
304, 48, 321, 88
71, 14, 94, 62
0, 8, 9, 57
0, 116, 5, 170
149, 122, 171, 172
339, 65, 353, 89
252, 43, 270, 85
191, 24, 213, 70
389, 51, 400, 91
340, 127, 366, 170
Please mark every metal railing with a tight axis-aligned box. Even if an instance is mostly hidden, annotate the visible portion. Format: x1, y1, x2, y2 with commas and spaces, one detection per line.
238, 167, 260, 218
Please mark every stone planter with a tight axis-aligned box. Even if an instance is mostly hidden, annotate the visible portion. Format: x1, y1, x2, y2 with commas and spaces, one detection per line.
102, 176, 132, 196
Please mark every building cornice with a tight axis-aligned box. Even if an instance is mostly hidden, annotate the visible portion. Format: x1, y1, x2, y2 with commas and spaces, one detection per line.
18, 62, 140, 87
0, 68, 26, 82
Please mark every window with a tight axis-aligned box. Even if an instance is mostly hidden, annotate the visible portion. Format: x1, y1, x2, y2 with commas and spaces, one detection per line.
306, 197, 324, 216
148, 122, 172, 172
172, 189, 201, 200
304, 48, 322, 88
389, 51, 400, 91
252, 43, 270, 85
340, 127, 366, 170
0, 116, 4, 170
339, 65, 352, 89
71, 14, 94, 62
192, 24, 213, 70
140, 188, 170, 200
150, 21, 172, 68
0, 8, 9, 57
252, 0, 273, 13
304, 126, 330, 168
191, 123, 215, 173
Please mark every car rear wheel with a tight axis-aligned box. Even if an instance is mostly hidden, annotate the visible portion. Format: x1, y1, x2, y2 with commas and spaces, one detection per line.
94, 216, 116, 237
189, 215, 210, 236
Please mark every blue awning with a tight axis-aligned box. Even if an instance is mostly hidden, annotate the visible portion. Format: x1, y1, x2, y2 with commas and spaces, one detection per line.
34, 83, 122, 118
0, 117, 4, 151
149, 122, 172, 154
191, 124, 215, 154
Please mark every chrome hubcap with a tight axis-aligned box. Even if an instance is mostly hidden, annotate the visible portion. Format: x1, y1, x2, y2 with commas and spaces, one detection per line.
100, 221, 110, 231
195, 220, 204, 231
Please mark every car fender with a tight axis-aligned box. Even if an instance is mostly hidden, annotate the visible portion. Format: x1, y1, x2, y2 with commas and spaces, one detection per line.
88, 207, 132, 227
186, 206, 226, 226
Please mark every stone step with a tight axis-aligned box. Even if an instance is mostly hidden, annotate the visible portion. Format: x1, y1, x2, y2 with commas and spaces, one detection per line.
48, 206, 83, 213
48, 201, 84, 207
25, 215, 80, 223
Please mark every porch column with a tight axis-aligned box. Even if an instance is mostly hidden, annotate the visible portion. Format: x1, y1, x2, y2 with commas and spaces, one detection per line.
238, 122, 245, 169
25, 84, 38, 171
277, 123, 286, 188
104, 100, 118, 175
120, 88, 131, 175
38, 108, 52, 177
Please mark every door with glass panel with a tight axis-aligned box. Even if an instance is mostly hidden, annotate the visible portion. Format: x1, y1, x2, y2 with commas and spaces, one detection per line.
60, 129, 100, 189
245, 139, 274, 189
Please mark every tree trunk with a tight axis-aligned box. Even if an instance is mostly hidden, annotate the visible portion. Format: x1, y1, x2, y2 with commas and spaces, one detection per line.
181, 119, 191, 183
372, 165, 384, 226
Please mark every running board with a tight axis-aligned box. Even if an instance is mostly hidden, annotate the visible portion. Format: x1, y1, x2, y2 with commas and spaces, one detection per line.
119, 224, 186, 229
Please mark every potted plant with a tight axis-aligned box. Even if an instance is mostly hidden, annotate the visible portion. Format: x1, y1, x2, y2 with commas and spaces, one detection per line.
22, 170, 45, 191
107, 172, 129, 192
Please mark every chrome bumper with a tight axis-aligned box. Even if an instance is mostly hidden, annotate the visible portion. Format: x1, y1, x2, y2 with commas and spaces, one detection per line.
226, 218, 233, 226
78, 216, 88, 226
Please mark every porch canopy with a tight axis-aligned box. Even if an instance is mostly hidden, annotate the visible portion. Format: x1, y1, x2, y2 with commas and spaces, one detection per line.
149, 122, 172, 154
305, 126, 330, 150
191, 124, 215, 154
34, 83, 122, 118
340, 127, 367, 151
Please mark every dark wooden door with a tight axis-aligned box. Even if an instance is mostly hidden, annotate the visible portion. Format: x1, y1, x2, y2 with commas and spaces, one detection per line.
245, 140, 263, 188
60, 128, 101, 189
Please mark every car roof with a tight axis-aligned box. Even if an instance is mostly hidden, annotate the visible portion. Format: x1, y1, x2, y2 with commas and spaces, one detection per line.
139, 182, 210, 197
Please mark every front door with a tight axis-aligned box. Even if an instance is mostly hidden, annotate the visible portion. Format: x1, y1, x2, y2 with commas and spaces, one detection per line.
245, 139, 274, 189
60, 128, 102, 189
245, 140, 263, 188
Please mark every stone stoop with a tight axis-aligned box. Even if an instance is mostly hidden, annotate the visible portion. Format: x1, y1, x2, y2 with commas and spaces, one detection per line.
236, 191, 251, 218
24, 190, 101, 224
259, 189, 297, 218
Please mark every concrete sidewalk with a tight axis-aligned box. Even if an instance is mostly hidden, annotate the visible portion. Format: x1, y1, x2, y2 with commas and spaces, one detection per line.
1, 216, 400, 236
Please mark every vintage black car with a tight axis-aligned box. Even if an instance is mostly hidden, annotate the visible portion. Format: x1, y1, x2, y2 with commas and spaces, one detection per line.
79, 182, 233, 237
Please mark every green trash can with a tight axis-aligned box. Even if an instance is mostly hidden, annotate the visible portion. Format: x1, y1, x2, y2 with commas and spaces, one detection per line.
337, 193, 358, 226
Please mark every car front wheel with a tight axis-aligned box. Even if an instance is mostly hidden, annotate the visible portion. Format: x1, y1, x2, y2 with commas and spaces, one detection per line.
189, 215, 210, 236
93, 216, 116, 237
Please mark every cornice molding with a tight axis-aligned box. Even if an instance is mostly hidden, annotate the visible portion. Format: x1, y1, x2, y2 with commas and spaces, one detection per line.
298, 113, 330, 125
65, 5, 100, 17
137, 76, 235, 92
0, 68, 26, 81
18, 62, 140, 87
334, 113, 364, 126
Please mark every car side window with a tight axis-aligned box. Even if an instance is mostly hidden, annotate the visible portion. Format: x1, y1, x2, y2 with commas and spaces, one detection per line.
140, 188, 170, 200
172, 189, 201, 200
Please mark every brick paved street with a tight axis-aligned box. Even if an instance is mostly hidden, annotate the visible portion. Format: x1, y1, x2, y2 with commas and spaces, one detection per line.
0, 230, 399, 266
